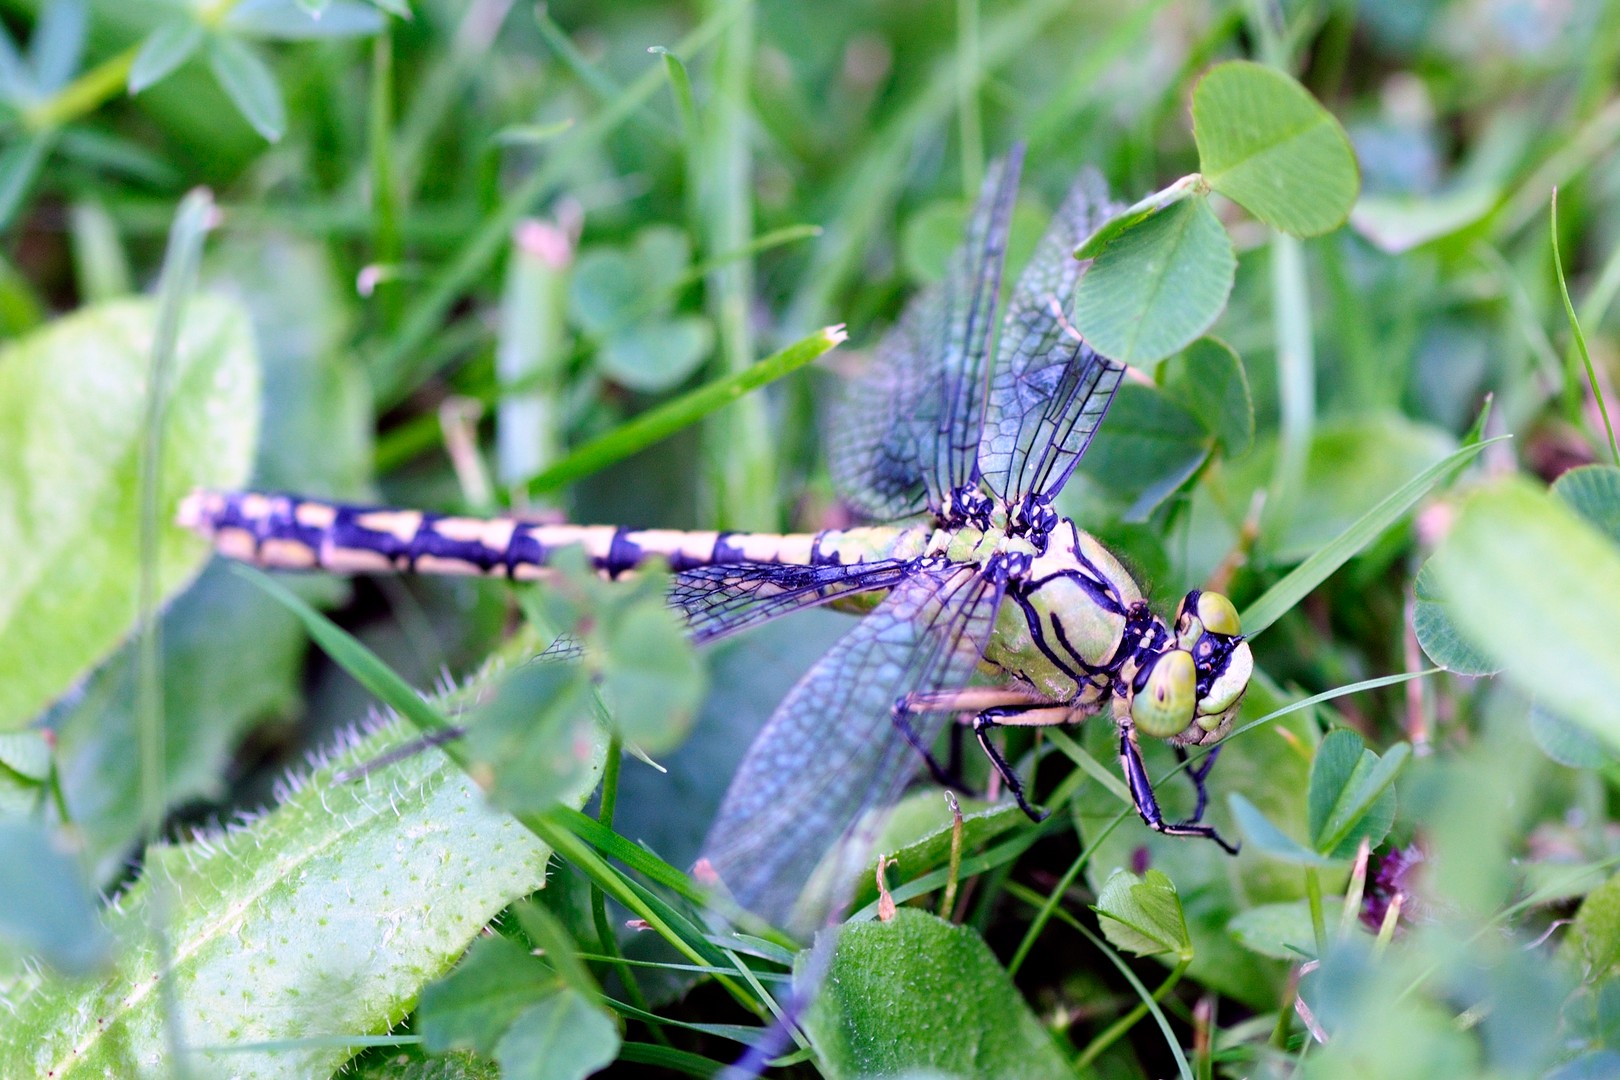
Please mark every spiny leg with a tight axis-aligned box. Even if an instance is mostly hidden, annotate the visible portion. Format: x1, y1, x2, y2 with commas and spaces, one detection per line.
1120, 726, 1239, 854
1172, 744, 1223, 826
972, 709, 1052, 821
890, 686, 1063, 808
889, 701, 971, 791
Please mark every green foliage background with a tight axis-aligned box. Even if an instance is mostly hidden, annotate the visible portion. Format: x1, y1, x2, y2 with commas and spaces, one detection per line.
5, 0, 1620, 1077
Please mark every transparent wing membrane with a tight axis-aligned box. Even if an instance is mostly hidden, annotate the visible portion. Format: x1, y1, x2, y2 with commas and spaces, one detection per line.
671, 559, 914, 645
829, 148, 1024, 520
979, 170, 1126, 505
698, 564, 1005, 928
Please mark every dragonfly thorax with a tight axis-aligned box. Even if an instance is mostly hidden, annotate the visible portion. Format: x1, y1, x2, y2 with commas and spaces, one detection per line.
978, 518, 1253, 748
979, 518, 1141, 701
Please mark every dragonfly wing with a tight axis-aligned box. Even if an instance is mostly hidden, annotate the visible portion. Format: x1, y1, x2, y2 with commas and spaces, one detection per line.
980, 170, 1126, 506
828, 148, 1024, 520
698, 562, 1004, 929
671, 559, 913, 645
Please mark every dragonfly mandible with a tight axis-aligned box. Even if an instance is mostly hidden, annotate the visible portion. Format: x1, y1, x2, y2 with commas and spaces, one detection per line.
179, 145, 1252, 928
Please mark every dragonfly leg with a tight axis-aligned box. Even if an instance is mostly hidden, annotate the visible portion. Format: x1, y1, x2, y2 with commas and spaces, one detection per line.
1172, 744, 1223, 826
890, 699, 973, 791
891, 686, 1056, 793
1121, 725, 1239, 854
972, 710, 1046, 821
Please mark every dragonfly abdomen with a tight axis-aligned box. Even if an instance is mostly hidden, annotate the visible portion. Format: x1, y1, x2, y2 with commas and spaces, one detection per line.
178, 490, 906, 580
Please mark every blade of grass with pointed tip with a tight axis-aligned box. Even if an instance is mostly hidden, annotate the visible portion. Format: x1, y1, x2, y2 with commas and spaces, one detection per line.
1552, 189, 1619, 465
1240, 436, 1506, 639
519, 325, 845, 497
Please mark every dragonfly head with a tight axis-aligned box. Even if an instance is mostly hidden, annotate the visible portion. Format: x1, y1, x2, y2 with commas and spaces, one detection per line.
1128, 590, 1252, 744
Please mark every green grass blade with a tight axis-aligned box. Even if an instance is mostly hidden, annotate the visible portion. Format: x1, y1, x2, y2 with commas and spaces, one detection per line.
549, 804, 709, 904
1551, 188, 1620, 465
1, 706, 577, 1078
700, 1, 772, 529
139, 189, 216, 838
519, 324, 846, 497
231, 564, 456, 735
617, 1041, 727, 1078
1240, 436, 1507, 639
371, 0, 743, 403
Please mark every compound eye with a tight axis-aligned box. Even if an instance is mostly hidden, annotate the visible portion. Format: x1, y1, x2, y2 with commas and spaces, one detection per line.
1197, 640, 1254, 725
1131, 649, 1197, 738
1197, 592, 1241, 637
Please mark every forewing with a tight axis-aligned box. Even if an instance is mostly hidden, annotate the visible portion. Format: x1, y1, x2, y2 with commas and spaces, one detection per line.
828, 148, 1024, 520
980, 170, 1127, 505
671, 559, 912, 645
698, 563, 1004, 928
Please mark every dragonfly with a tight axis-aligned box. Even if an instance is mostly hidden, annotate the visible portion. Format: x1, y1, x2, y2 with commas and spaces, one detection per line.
179, 145, 1252, 929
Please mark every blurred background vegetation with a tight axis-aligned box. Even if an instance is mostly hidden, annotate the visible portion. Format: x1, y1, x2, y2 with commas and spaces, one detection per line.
7, 0, 1620, 1077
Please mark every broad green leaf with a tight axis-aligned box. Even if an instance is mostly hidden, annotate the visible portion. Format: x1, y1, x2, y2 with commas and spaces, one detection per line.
0, 694, 594, 1078
569, 227, 689, 334
495, 990, 621, 1080
207, 34, 287, 142
1191, 61, 1359, 237
1553, 465, 1620, 544
49, 563, 308, 884
0, 732, 50, 783
1094, 868, 1191, 957
0, 297, 259, 730
1568, 873, 1620, 982
1305, 730, 1405, 858
1075, 174, 1204, 260
1160, 336, 1253, 458
901, 198, 969, 284
129, 19, 205, 94
351, 1049, 499, 1079
569, 248, 640, 333
1228, 900, 1317, 960
1432, 479, 1620, 750
599, 598, 706, 755
205, 231, 372, 500
1229, 793, 1334, 867
1350, 186, 1499, 254
1071, 194, 1235, 366
1529, 703, 1619, 770
1255, 414, 1458, 562
0, 819, 111, 976
509, 900, 598, 1001
224, 0, 386, 39
633, 225, 693, 300
801, 909, 1070, 1080
1413, 555, 1500, 675
1237, 417, 1481, 638
464, 663, 604, 814
1075, 382, 1209, 521
420, 935, 563, 1055
599, 315, 715, 392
